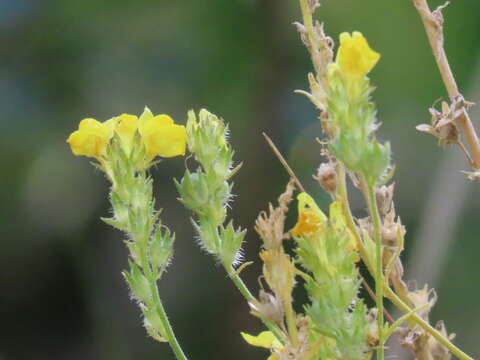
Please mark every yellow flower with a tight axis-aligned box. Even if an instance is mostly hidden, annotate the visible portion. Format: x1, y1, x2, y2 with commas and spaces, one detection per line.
115, 113, 139, 155
66, 118, 113, 159
139, 109, 187, 159
336, 31, 380, 79
290, 193, 327, 237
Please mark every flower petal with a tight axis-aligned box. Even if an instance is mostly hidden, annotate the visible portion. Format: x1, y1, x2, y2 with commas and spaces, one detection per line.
141, 122, 187, 158
240, 331, 282, 350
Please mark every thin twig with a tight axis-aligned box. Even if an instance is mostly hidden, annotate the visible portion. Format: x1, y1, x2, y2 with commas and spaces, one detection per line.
263, 132, 306, 192
363, 279, 394, 324
262, 133, 394, 324
412, 0, 480, 169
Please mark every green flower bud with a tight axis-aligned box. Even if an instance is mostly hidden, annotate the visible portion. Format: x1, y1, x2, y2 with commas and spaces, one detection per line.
219, 221, 246, 267
123, 261, 152, 303
141, 304, 168, 342
149, 227, 174, 275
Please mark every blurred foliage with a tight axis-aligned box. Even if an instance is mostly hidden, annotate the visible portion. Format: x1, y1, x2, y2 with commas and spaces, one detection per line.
0, 0, 479, 359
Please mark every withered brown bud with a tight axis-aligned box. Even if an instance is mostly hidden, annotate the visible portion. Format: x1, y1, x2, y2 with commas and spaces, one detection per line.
407, 284, 437, 322
314, 162, 337, 193
376, 184, 394, 216
249, 290, 284, 326
381, 226, 397, 247
416, 97, 473, 147
255, 180, 295, 250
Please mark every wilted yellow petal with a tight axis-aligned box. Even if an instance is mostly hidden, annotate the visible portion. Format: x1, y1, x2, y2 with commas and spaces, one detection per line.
241, 331, 282, 350
291, 193, 327, 237
336, 31, 380, 79
329, 201, 346, 229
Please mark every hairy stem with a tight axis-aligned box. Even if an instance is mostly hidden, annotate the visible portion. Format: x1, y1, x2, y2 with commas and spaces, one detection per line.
150, 280, 188, 360
139, 240, 188, 360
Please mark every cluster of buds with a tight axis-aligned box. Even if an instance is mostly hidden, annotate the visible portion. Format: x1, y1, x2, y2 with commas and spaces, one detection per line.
176, 109, 245, 268
66, 107, 187, 343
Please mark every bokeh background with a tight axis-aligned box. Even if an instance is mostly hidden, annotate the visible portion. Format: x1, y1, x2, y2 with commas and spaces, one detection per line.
1, 0, 480, 359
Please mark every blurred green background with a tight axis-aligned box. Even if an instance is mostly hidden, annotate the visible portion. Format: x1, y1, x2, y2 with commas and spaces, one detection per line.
1, 0, 479, 359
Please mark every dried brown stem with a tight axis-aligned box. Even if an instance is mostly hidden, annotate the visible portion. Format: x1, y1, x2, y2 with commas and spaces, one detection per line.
412, 0, 480, 169
262, 132, 306, 192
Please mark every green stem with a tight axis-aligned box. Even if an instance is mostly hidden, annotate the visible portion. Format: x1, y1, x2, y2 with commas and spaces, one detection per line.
336, 165, 373, 273
150, 279, 189, 360
142, 255, 188, 360
365, 182, 384, 360
225, 265, 285, 344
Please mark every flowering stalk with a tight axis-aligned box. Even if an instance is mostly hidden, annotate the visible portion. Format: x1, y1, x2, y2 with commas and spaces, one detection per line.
322, 30, 388, 360
176, 109, 284, 336
176, 109, 245, 268
294, 2, 475, 359
67, 108, 189, 360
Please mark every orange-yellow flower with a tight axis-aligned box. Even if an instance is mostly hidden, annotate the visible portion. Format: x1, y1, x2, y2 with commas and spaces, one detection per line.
290, 193, 327, 237
336, 31, 380, 79
66, 118, 113, 159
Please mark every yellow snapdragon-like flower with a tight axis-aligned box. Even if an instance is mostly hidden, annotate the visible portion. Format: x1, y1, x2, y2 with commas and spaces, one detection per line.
66, 118, 114, 159
336, 31, 380, 79
139, 110, 187, 159
67, 108, 187, 161
290, 192, 327, 238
